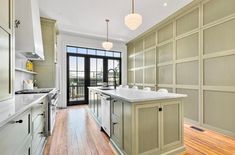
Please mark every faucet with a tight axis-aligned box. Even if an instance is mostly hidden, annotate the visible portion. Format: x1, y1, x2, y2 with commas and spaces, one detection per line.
108, 68, 118, 89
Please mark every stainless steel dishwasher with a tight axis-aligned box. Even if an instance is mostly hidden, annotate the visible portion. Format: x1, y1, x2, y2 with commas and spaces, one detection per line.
101, 94, 111, 136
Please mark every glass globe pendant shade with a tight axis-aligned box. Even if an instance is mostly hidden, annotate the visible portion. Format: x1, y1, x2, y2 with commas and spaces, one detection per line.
125, 13, 142, 30
102, 41, 113, 50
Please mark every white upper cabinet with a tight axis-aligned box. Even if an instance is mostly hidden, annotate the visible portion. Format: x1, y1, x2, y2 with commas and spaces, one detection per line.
15, 0, 44, 60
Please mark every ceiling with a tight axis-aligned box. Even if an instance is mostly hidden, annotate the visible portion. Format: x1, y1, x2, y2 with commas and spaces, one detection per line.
39, 0, 193, 43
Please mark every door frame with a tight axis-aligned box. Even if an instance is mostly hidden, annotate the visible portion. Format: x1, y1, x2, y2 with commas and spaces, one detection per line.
67, 52, 121, 106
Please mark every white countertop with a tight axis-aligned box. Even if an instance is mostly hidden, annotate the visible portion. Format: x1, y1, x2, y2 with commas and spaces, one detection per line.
0, 94, 47, 127
89, 87, 187, 103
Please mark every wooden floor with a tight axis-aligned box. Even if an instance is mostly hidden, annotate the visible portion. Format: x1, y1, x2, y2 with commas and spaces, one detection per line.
44, 105, 235, 155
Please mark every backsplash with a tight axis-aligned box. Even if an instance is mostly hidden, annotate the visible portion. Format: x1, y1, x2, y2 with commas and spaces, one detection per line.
15, 56, 34, 91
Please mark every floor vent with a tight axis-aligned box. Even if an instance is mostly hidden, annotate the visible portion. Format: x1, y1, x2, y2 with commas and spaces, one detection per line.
190, 126, 205, 132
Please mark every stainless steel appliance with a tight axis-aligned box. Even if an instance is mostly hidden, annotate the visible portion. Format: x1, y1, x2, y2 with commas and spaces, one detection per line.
101, 94, 111, 136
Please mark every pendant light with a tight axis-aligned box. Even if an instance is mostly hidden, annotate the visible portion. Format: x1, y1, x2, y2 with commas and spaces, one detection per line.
102, 19, 113, 50
125, 0, 142, 30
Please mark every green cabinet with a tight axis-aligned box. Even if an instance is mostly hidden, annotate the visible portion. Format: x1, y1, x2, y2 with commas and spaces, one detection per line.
88, 90, 102, 125
0, 0, 13, 101
162, 102, 182, 150
135, 103, 161, 155
111, 99, 123, 148
34, 18, 57, 88
134, 101, 183, 155
88, 88, 184, 155
110, 100, 183, 155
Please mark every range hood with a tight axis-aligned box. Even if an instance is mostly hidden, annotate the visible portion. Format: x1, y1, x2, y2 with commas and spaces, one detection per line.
15, 0, 44, 60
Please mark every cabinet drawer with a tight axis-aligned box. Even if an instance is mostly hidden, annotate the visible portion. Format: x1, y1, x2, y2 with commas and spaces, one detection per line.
0, 110, 31, 155
32, 102, 44, 121
32, 117, 44, 154
33, 114, 44, 134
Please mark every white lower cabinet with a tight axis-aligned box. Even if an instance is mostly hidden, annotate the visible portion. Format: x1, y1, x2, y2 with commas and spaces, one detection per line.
0, 110, 31, 155
31, 100, 46, 155
0, 98, 47, 155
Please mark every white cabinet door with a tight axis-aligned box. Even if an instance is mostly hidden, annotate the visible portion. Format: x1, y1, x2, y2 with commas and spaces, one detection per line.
0, 110, 31, 155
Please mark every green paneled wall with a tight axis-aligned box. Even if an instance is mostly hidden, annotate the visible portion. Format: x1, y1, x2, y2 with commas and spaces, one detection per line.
127, 0, 235, 137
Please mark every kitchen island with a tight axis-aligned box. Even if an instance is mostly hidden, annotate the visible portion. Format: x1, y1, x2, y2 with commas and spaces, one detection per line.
88, 87, 187, 155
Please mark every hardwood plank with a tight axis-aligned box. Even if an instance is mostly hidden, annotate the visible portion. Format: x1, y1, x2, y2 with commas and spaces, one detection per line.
44, 105, 235, 155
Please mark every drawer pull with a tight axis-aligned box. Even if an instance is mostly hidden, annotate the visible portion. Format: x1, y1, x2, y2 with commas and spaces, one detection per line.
15, 120, 23, 123
38, 102, 43, 105
38, 113, 44, 116
38, 132, 44, 135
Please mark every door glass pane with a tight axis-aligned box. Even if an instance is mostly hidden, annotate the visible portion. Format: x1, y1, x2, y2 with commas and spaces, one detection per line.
69, 56, 85, 102
90, 58, 96, 86
77, 57, 84, 71
97, 59, 103, 85
69, 57, 76, 71
108, 59, 120, 85
90, 58, 103, 86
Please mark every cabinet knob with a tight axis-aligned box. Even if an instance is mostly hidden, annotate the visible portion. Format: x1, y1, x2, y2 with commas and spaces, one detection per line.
15, 20, 21, 28
38, 113, 44, 116
38, 102, 43, 105
159, 107, 162, 112
15, 120, 23, 123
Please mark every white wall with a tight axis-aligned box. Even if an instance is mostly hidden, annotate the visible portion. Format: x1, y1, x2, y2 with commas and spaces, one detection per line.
57, 32, 127, 108
15, 56, 34, 91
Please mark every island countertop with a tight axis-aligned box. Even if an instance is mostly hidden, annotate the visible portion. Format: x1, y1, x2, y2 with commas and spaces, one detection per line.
88, 87, 187, 103
0, 94, 47, 128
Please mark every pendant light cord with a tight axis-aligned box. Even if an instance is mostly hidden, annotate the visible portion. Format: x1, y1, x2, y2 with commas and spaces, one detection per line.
106, 19, 109, 42
132, 0, 134, 13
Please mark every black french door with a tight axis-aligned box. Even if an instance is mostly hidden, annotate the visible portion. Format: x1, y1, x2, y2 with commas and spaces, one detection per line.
67, 53, 121, 105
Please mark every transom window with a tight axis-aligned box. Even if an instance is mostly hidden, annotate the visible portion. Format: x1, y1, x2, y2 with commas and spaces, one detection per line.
67, 46, 121, 58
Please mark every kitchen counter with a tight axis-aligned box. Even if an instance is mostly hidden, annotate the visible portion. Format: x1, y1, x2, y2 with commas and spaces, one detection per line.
0, 94, 47, 128
88, 87, 187, 155
88, 87, 187, 102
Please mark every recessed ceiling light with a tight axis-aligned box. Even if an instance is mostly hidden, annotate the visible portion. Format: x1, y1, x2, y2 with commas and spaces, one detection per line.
163, 2, 168, 6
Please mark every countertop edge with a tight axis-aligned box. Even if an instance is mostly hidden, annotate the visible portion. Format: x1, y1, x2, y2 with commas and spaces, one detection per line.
88, 87, 187, 103
0, 94, 48, 128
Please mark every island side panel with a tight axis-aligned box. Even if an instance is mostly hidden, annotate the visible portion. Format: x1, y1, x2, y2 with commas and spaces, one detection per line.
123, 101, 132, 155
132, 98, 184, 155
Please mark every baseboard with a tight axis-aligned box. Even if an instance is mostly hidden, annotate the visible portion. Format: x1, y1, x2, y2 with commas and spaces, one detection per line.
110, 139, 124, 155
